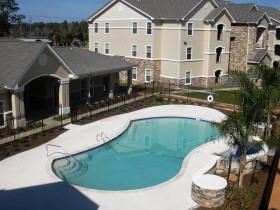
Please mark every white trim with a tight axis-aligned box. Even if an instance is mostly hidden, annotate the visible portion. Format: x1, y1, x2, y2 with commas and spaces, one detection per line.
104, 43, 110, 55
249, 4, 259, 12
88, 0, 117, 21
132, 67, 137, 81
204, 51, 230, 55
145, 45, 152, 59
104, 22, 110, 34
185, 71, 192, 85
132, 21, 138, 35
20, 74, 65, 88
186, 46, 193, 60
131, 44, 137, 57
206, 24, 211, 87
94, 22, 99, 34
146, 21, 152, 35
182, 0, 204, 20
145, 69, 153, 83
160, 74, 229, 79
187, 22, 194, 36
122, 0, 154, 20
94, 42, 99, 53
124, 56, 204, 62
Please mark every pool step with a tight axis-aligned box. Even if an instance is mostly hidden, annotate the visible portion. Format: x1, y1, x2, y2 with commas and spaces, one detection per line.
54, 158, 88, 180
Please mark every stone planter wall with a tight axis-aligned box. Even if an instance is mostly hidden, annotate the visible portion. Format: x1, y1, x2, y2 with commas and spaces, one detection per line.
191, 183, 226, 208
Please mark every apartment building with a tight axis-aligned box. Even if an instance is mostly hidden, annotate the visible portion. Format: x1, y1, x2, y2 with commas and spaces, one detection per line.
88, 0, 280, 87
216, 0, 280, 71
88, 0, 235, 87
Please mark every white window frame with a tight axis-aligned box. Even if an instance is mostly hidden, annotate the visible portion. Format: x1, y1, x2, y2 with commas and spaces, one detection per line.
146, 21, 152, 35
104, 43, 110, 55
145, 69, 153, 83
132, 67, 137, 81
94, 23, 98, 34
185, 71, 191, 85
132, 21, 138, 35
131, 44, 137, 57
94, 42, 98, 53
187, 22, 193, 36
186, 47, 192, 60
0, 100, 4, 127
146, 45, 152, 58
105, 22, 110, 34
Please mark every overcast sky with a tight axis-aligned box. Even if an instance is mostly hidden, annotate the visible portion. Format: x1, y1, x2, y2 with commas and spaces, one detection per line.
16, 0, 280, 23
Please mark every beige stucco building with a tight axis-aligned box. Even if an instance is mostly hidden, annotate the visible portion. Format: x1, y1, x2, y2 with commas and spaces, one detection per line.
88, 0, 280, 87
88, 0, 235, 87
0, 39, 134, 128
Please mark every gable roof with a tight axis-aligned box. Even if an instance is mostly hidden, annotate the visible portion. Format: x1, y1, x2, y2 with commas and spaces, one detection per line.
53, 47, 136, 77
204, 7, 235, 23
248, 49, 272, 63
0, 40, 47, 89
88, 0, 218, 21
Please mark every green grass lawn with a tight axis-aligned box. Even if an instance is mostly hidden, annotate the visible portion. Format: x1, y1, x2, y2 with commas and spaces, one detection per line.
180, 90, 240, 105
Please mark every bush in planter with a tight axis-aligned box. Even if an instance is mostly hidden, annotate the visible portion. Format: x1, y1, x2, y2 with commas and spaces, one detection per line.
53, 114, 71, 121
26, 121, 43, 129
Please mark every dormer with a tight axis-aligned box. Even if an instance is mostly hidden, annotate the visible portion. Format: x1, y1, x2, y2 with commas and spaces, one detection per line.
249, 4, 259, 12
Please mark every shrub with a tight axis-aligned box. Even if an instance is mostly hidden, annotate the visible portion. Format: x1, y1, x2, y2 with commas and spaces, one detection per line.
26, 121, 42, 129
53, 114, 71, 121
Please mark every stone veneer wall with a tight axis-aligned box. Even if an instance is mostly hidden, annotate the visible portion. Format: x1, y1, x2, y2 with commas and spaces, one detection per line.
119, 58, 161, 85
191, 183, 226, 208
160, 76, 228, 88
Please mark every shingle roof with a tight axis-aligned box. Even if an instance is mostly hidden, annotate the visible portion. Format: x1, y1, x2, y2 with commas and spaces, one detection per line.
53, 47, 136, 77
248, 49, 271, 63
0, 40, 46, 89
258, 5, 280, 25
88, 0, 209, 21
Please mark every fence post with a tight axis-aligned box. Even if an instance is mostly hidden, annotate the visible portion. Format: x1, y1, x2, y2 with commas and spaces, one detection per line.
234, 92, 237, 109
227, 155, 232, 182
153, 80, 155, 95
41, 117, 44, 133
144, 83, 147, 98
168, 83, 171, 101
60, 105, 63, 130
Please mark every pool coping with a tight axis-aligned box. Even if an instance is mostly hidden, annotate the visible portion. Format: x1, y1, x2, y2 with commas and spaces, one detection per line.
1, 105, 234, 210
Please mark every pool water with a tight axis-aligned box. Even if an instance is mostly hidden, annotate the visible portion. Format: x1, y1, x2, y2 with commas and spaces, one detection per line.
52, 117, 220, 191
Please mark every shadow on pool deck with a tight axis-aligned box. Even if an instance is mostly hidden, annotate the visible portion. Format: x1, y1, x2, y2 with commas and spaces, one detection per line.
0, 182, 99, 210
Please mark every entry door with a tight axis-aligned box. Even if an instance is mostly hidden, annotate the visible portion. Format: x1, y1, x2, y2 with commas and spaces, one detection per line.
0, 101, 4, 126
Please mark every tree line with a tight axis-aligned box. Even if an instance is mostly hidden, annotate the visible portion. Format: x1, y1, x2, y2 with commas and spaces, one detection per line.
10, 20, 89, 46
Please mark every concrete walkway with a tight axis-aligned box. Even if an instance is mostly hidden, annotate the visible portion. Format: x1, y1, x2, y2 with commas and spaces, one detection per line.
0, 105, 228, 210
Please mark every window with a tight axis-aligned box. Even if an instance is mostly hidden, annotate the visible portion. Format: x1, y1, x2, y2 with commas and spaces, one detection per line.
105, 22, 109, 34
187, 23, 193, 36
145, 69, 153, 83
132, 22, 138, 34
275, 45, 280, 56
146, 22, 152, 35
186, 47, 192, 60
256, 27, 265, 47
105, 43, 110, 55
217, 24, 224, 41
146, 46, 152, 58
80, 79, 86, 98
94, 23, 98, 33
185, 71, 191, 85
132, 67, 137, 80
216, 47, 223, 63
132, 45, 137, 57
94, 43, 98, 53
276, 28, 280, 40
0, 100, 4, 126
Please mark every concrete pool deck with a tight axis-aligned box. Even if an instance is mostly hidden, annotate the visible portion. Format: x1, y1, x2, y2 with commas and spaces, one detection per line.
0, 105, 229, 210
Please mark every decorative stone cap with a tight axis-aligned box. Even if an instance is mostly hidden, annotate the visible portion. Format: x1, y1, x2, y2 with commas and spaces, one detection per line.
192, 174, 227, 190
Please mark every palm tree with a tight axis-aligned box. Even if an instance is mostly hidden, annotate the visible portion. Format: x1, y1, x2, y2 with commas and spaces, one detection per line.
212, 70, 262, 187
250, 64, 280, 138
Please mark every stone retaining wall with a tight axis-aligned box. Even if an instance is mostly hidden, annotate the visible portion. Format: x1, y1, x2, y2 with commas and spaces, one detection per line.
191, 183, 226, 208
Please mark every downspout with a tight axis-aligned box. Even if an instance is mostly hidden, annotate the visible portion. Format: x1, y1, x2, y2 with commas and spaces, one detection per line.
177, 19, 181, 89
206, 22, 211, 87
246, 24, 250, 72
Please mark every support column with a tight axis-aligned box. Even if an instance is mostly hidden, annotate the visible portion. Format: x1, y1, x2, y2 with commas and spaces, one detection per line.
127, 70, 132, 87
11, 90, 26, 128
59, 80, 70, 114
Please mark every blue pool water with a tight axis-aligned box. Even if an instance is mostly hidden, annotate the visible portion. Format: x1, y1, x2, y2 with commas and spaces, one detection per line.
52, 117, 220, 191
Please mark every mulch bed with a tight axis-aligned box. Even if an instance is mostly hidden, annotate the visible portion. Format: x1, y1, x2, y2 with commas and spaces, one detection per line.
0, 128, 67, 161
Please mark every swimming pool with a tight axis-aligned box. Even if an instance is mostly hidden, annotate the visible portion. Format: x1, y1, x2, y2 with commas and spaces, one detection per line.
52, 117, 220, 191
